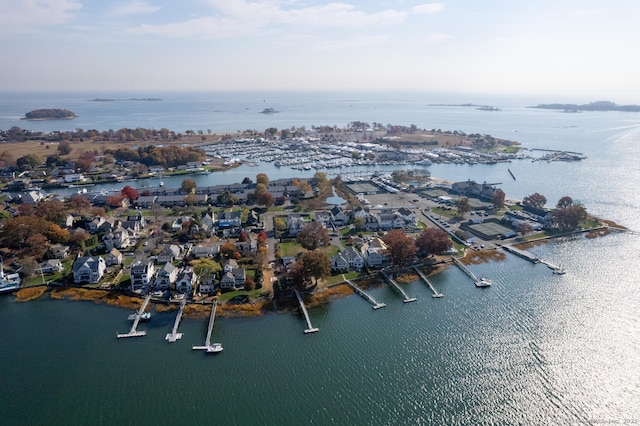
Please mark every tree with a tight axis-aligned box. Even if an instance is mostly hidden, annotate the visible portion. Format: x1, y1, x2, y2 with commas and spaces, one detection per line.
382, 230, 416, 268
192, 258, 221, 277
121, 185, 139, 201
457, 197, 471, 216
220, 241, 238, 258
57, 141, 72, 155
24, 233, 49, 260
256, 173, 269, 186
492, 189, 506, 208
151, 203, 164, 223
523, 192, 547, 209
518, 222, 533, 235
242, 177, 253, 184
415, 228, 453, 257
238, 230, 248, 242
256, 192, 275, 208
16, 153, 41, 170
217, 191, 238, 207
181, 178, 196, 194
69, 228, 90, 249
253, 268, 264, 289
556, 196, 574, 209
548, 204, 587, 231
35, 199, 68, 224
67, 194, 91, 213
297, 221, 330, 250
244, 277, 256, 291
292, 250, 331, 288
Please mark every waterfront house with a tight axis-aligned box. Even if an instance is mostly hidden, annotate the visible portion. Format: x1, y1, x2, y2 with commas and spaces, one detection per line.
361, 237, 388, 268
73, 256, 106, 284
175, 269, 196, 294
157, 244, 182, 264
343, 246, 365, 271
105, 248, 122, 266
39, 259, 63, 275
330, 252, 349, 272
198, 274, 218, 295
219, 271, 237, 290
130, 260, 155, 292
155, 263, 179, 290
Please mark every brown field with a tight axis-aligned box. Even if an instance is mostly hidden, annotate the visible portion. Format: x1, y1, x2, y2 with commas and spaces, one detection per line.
15, 286, 48, 302
462, 249, 506, 264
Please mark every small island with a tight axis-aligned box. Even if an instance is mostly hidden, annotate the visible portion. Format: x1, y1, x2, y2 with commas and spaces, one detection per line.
529, 101, 640, 112
260, 108, 279, 114
23, 109, 77, 120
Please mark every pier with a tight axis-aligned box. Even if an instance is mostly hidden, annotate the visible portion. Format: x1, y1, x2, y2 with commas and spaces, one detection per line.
294, 290, 319, 334
117, 293, 152, 339
412, 266, 443, 298
344, 278, 386, 309
539, 259, 566, 274
192, 300, 223, 353
165, 298, 186, 342
501, 244, 540, 263
381, 270, 417, 303
508, 168, 516, 180
451, 257, 492, 288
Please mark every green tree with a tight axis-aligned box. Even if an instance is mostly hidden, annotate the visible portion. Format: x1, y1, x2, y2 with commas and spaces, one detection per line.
256, 173, 269, 186
192, 258, 222, 277
16, 153, 41, 170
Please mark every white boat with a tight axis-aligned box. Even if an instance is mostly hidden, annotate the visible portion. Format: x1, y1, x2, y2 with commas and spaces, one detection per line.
206, 343, 223, 353
475, 277, 492, 288
552, 268, 566, 275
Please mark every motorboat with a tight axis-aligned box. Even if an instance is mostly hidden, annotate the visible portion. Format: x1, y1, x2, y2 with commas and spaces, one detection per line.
475, 277, 492, 288
206, 343, 223, 354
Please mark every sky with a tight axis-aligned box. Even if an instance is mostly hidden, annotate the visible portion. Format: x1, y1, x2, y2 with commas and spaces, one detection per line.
0, 0, 638, 99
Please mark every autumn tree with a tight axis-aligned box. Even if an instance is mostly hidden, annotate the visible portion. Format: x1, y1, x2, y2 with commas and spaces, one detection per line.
415, 228, 453, 258
220, 241, 238, 258
256, 173, 269, 186
67, 194, 91, 214
297, 221, 330, 250
24, 233, 49, 260
256, 191, 275, 208
57, 141, 72, 155
523, 192, 547, 209
35, 199, 68, 224
492, 189, 506, 208
181, 178, 196, 194
457, 197, 471, 216
69, 228, 90, 249
548, 203, 587, 231
121, 185, 139, 201
382, 229, 416, 268
290, 250, 331, 289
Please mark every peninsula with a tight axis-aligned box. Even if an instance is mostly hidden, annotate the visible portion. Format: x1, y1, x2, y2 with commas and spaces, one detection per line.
23, 108, 77, 120
529, 101, 640, 112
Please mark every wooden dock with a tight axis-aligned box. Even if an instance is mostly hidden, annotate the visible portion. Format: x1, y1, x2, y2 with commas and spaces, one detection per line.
502, 244, 539, 263
192, 300, 222, 352
117, 293, 152, 339
344, 279, 386, 309
451, 257, 492, 288
381, 270, 417, 303
165, 298, 186, 342
539, 259, 566, 274
412, 266, 443, 298
294, 290, 319, 334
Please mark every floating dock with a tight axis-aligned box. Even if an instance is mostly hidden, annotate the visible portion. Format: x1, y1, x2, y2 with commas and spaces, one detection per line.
412, 266, 443, 298
165, 298, 186, 342
192, 300, 222, 352
381, 271, 417, 303
502, 244, 539, 263
451, 257, 492, 288
117, 293, 152, 339
344, 279, 386, 309
294, 290, 319, 334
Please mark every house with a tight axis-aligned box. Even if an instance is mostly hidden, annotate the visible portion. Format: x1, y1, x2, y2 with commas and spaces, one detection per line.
157, 244, 182, 264
352, 206, 369, 220
105, 248, 122, 266
60, 214, 74, 229
198, 274, 218, 294
154, 263, 179, 290
315, 211, 333, 227
175, 269, 196, 294
73, 256, 106, 284
343, 246, 365, 271
49, 244, 70, 259
246, 209, 260, 227
22, 190, 44, 204
122, 212, 146, 231
102, 226, 133, 251
286, 213, 308, 236
219, 267, 245, 290
236, 236, 257, 255
86, 216, 106, 234
200, 212, 216, 233
330, 206, 349, 226
191, 245, 219, 259
171, 216, 192, 232
130, 260, 155, 292
396, 207, 417, 226
220, 271, 237, 290
330, 252, 349, 272
378, 213, 396, 230
223, 259, 238, 273
361, 237, 388, 268
218, 211, 242, 229
39, 259, 63, 275
136, 195, 157, 208
364, 214, 379, 232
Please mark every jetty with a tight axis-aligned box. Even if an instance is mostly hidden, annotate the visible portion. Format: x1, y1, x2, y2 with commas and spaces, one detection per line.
451, 257, 492, 288
165, 298, 187, 342
412, 266, 443, 298
192, 300, 223, 353
117, 293, 152, 338
539, 259, 566, 274
344, 278, 386, 309
508, 168, 516, 180
381, 270, 417, 303
294, 290, 319, 334
501, 244, 539, 263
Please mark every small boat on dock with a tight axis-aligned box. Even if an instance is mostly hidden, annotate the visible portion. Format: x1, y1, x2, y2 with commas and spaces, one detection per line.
206, 343, 224, 354
475, 277, 493, 288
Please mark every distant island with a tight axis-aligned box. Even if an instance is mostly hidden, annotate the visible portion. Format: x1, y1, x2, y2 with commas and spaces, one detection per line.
529, 101, 640, 112
260, 108, 279, 114
88, 98, 162, 102
428, 103, 501, 111
22, 109, 77, 121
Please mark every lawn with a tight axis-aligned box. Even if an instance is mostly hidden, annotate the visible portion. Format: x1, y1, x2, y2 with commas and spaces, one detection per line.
326, 271, 366, 285
430, 207, 457, 218
218, 288, 264, 302
279, 241, 341, 258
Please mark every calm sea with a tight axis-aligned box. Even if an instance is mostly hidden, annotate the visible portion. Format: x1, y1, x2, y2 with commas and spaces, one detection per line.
1, 92, 639, 425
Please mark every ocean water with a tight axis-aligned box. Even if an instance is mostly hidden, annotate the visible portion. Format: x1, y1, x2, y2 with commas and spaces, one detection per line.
1, 92, 639, 425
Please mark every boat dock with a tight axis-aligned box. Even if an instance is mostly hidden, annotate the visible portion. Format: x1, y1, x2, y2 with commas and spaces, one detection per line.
117, 293, 152, 339
192, 300, 222, 351
381, 270, 417, 303
294, 290, 319, 334
165, 298, 187, 342
412, 266, 443, 298
451, 257, 492, 288
539, 259, 566, 274
508, 168, 516, 180
502, 244, 540, 263
344, 278, 386, 309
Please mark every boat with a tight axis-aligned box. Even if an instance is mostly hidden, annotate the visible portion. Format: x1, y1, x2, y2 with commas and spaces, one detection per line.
552, 268, 566, 275
127, 312, 151, 321
475, 277, 492, 288
206, 343, 223, 353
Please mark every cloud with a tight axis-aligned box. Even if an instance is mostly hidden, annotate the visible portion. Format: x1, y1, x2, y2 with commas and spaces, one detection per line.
132, 1, 442, 39
574, 9, 600, 16
110, 1, 160, 16
313, 35, 389, 51
0, 0, 82, 35
425, 33, 450, 43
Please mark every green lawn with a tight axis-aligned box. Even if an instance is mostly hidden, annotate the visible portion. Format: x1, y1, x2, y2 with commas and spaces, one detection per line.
279, 241, 305, 257
326, 271, 366, 285
219, 288, 263, 302
430, 207, 457, 218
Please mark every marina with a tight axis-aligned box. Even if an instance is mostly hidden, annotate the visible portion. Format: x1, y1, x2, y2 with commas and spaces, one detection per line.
343, 278, 386, 309
116, 293, 152, 338
192, 300, 223, 353
165, 298, 187, 342
294, 290, 319, 334
381, 270, 417, 303
412, 266, 444, 298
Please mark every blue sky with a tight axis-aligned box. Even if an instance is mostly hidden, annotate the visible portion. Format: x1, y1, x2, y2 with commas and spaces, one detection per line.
1, 0, 638, 99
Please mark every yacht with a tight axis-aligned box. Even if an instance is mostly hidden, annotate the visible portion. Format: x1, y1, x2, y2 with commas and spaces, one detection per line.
475, 277, 492, 288
206, 343, 224, 354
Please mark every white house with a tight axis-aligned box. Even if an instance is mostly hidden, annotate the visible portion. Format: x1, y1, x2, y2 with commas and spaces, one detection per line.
39, 259, 63, 275
343, 246, 365, 271
330, 252, 349, 272
175, 269, 197, 294
73, 256, 106, 284
198, 274, 218, 295
105, 248, 122, 266
130, 260, 155, 292
155, 263, 179, 290
330, 206, 349, 226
